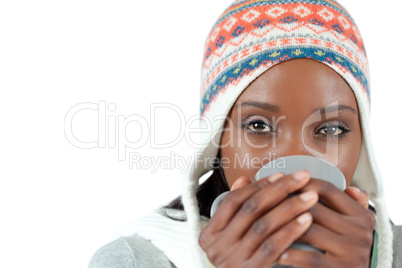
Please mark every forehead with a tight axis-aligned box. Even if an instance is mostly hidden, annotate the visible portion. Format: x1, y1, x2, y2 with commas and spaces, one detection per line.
236, 58, 358, 111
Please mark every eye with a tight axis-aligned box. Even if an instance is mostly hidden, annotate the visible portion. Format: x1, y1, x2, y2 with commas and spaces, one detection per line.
316, 123, 350, 139
242, 119, 274, 135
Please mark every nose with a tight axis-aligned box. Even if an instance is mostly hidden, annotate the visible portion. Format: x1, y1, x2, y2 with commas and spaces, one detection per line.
273, 129, 313, 158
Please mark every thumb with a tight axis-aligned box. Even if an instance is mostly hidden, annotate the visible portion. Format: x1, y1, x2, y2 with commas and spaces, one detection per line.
344, 186, 369, 209
230, 176, 251, 191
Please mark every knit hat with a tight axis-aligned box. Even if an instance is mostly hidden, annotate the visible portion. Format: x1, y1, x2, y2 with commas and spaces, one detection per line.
181, 0, 394, 267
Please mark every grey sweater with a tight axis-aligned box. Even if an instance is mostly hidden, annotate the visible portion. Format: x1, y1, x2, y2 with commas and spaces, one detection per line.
89, 225, 402, 268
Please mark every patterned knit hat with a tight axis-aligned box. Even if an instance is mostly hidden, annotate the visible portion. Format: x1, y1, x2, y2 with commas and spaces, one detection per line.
181, 0, 393, 267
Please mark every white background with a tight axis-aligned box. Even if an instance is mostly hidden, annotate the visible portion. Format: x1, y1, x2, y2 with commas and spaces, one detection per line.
1, 0, 401, 267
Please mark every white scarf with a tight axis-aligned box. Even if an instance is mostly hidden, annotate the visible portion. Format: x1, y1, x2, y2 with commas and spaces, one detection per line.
114, 208, 213, 268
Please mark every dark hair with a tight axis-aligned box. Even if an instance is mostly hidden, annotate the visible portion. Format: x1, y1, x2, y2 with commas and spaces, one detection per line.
162, 150, 229, 219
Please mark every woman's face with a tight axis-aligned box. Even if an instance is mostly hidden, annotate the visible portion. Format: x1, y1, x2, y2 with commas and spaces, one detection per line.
220, 58, 362, 188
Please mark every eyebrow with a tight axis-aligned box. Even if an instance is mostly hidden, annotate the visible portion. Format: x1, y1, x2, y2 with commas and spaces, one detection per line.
233, 101, 280, 113
233, 101, 357, 115
313, 104, 358, 115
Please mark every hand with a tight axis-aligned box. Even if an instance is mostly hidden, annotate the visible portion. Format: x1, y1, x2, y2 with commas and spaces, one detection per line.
230, 175, 373, 267
199, 170, 319, 267
277, 179, 376, 268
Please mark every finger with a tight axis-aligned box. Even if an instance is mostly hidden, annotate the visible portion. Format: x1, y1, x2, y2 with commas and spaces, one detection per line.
221, 170, 311, 244
246, 212, 313, 267
296, 223, 347, 255
238, 190, 318, 259
204, 172, 284, 234
230, 176, 251, 191
231, 172, 288, 191
308, 203, 349, 235
277, 249, 337, 268
308, 203, 373, 236
302, 179, 363, 215
230, 171, 287, 192
344, 186, 369, 209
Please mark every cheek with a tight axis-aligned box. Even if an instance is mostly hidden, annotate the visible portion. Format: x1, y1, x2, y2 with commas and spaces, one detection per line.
338, 135, 362, 186
220, 131, 272, 188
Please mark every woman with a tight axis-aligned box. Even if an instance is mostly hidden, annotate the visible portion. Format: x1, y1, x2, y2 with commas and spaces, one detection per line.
89, 0, 401, 267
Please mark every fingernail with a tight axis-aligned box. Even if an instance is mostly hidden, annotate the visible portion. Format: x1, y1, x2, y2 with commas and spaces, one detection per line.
350, 186, 360, 193
279, 252, 288, 260
297, 213, 312, 225
299, 191, 318, 202
231, 180, 240, 190
292, 170, 310, 181
231, 177, 249, 190
268, 172, 284, 183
